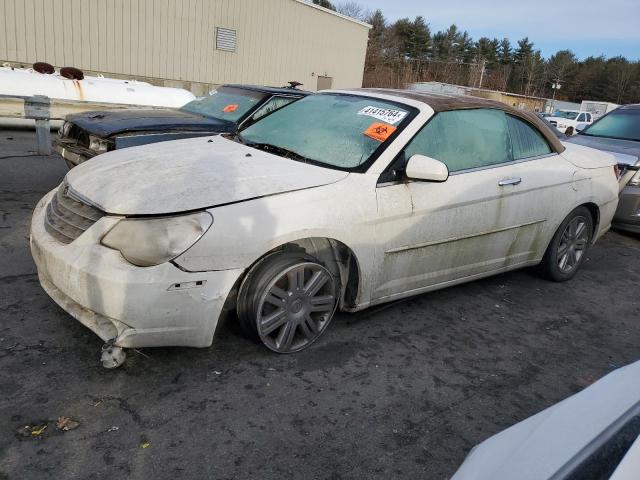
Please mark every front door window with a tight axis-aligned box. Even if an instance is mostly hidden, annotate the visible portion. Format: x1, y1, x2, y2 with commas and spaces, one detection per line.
404, 109, 511, 172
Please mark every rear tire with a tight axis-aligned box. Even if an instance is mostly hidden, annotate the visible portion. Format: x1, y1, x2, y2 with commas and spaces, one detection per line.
237, 251, 339, 353
539, 206, 593, 282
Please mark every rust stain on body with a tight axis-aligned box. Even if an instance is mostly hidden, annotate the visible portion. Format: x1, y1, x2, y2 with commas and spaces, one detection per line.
73, 80, 85, 101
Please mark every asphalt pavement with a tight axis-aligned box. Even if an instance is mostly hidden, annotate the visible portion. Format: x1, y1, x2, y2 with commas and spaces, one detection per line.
1, 129, 639, 479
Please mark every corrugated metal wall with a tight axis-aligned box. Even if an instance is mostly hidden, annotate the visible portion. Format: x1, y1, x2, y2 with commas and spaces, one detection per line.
0, 0, 369, 92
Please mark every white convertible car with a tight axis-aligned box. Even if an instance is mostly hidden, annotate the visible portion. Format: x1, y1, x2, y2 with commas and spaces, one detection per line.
31, 89, 620, 367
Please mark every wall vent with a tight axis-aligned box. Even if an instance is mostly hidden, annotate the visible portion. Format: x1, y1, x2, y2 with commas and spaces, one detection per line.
216, 27, 237, 52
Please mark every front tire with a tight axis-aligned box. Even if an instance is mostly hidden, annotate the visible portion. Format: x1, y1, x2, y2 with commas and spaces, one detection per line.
565, 126, 575, 136
539, 206, 593, 281
237, 252, 339, 353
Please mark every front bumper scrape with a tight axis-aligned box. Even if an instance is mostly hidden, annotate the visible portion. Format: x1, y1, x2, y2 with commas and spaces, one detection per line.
30, 189, 244, 349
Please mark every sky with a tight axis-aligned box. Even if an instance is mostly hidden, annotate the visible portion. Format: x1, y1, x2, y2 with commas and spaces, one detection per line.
355, 0, 640, 60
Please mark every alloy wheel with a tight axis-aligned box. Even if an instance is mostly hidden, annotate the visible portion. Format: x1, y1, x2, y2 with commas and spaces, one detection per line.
256, 262, 337, 353
556, 215, 589, 273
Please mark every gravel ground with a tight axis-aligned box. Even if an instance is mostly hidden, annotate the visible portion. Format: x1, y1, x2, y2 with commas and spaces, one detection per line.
1, 129, 639, 479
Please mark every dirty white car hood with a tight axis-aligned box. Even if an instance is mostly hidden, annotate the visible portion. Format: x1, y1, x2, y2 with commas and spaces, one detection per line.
66, 135, 349, 215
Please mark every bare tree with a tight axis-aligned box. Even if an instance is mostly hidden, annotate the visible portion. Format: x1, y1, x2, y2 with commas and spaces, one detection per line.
335, 1, 370, 21
612, 61, 635, 103
522, 51, 544, 96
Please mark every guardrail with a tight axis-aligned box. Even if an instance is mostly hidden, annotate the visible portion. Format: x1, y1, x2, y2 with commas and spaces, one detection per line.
0, 94, 160, 155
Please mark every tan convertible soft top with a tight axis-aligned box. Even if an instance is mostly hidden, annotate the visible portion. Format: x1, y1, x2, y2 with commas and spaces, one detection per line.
354, 88, 565, 154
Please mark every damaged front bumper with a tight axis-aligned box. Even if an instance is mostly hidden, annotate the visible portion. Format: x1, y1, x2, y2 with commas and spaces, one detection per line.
30, 189, 243, 349
52, 137, 96, 167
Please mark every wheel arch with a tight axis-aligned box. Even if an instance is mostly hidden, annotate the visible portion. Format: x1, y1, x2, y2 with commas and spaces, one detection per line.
237, 237, 362, 311
539, 201, 601, 267
548, 201, 601, 244
581, 202, 600, 240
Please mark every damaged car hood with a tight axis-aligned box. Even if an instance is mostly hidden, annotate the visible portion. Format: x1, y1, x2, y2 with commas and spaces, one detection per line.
65, 135, 349, 215
66, 109, 234, 137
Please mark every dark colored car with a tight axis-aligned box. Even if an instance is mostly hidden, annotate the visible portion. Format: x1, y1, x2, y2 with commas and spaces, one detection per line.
566, 104, 640, 234
53, 84, 310, 168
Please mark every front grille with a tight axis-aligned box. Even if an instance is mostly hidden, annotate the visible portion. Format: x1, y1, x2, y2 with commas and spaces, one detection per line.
45, 183, 105, 244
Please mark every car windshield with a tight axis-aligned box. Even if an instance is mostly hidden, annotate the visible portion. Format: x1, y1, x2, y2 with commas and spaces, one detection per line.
180, 86, 267, 123
553, 110, 579, 120
238, 93, 412, 170
582, 109, 640, 142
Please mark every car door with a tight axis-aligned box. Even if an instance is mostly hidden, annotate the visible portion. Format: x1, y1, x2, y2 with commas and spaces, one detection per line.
372, 109, 559, 302
500, 113, 576, 244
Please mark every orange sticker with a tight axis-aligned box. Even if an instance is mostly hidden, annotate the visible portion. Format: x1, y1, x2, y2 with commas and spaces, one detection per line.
363, 122, 396, 142
223, 104, 238, 113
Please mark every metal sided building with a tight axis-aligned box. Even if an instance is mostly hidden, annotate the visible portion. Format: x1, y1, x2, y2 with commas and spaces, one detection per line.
0, 0, 371, 94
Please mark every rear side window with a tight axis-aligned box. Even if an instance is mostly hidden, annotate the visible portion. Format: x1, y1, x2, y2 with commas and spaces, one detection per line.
404, 109, 511, 172
506, 115, 552, 160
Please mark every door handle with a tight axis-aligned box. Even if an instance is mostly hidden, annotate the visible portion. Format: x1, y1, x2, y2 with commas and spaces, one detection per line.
498, 177, 522, 186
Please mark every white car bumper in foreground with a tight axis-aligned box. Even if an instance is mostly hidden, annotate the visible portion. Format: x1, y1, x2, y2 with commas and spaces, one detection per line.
30, 190, 243, 349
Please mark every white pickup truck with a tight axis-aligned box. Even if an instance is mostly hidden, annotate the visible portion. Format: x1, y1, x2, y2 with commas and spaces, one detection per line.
547, 109, 594, 135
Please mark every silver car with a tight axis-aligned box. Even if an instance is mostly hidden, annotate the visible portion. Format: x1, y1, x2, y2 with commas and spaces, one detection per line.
567, 104, 640, 234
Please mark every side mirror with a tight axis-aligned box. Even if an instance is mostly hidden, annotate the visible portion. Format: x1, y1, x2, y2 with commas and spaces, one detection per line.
405, 154, 449, 182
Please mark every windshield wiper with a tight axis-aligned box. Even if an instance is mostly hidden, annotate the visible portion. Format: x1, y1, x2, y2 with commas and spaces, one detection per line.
245, 142, 313, 164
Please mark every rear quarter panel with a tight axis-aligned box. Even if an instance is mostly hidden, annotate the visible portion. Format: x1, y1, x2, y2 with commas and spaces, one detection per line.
561, 142, 617, 169
560, 143, 619, 239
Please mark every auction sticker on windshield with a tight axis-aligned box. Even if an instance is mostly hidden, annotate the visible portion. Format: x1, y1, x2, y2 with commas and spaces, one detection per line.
364, 122, 397, 142
358, 106, 407, 125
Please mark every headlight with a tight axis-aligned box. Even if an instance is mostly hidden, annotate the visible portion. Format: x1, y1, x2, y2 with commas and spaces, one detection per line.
89, 135, 111, 154
101, 212, 213, 267
59, 121, 72, 137
630, 169, 640, 186
557, 123, 567, 129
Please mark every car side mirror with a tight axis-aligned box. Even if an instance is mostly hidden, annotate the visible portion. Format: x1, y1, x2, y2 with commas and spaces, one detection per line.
405, 154, 449, 182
